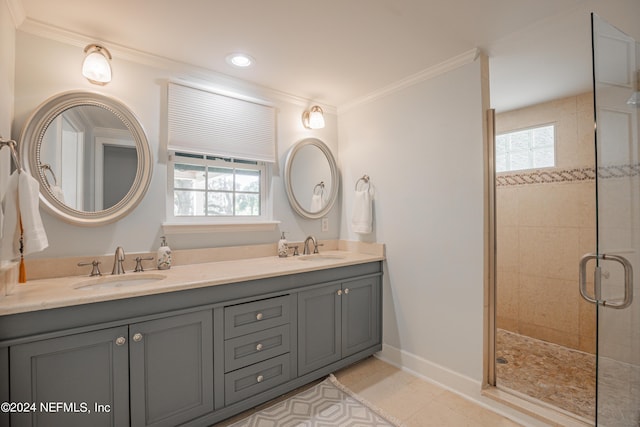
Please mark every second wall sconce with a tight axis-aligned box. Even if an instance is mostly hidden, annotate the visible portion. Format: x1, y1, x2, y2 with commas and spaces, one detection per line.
302, 105, 325, 129
82, 44, 112, 85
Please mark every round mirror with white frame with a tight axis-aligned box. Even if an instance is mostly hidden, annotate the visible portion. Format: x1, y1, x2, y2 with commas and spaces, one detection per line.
19, 91, 153, 226
284, 138, 339, 219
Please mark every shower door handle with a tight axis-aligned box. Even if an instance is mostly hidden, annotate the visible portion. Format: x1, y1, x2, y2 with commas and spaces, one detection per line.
579, 253, 633, 309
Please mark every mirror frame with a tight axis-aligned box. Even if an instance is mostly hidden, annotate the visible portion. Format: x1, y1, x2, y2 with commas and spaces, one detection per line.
284, 138, 339, 219
19, 91, 153, 226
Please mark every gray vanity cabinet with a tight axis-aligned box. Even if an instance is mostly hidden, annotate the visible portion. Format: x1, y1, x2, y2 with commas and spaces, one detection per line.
129, 310, 214, 427
8, 310, 213, 427
223, 295, 294, 406
9, 326, 130, 427
2, 261, 383, 427
298, 275, 380, 376
341, 276, 381, 356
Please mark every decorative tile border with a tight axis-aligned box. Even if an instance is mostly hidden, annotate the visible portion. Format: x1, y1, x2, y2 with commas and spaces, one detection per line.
497, 163, 640, 187
597, 163, 640, 179
497, 167, 595, 187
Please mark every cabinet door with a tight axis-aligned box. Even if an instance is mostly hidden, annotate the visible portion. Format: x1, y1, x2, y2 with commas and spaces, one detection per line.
129, 310, 214, 427
342, 276, 381, 357
10, 326, 129, 427
298, 283, 341, 375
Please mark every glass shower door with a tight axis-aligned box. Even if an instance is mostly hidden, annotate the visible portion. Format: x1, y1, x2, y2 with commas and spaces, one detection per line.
585, 13, 640, 426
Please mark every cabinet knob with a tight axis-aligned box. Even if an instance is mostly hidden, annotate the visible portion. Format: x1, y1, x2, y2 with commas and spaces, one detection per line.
115, 337, 126, 346
133, 333, 143, 342
256, 375, 264, 383
256, 343, 263, 351
344, 288, 350, 294
256, 312, 263, 321
337, 289, 342, 296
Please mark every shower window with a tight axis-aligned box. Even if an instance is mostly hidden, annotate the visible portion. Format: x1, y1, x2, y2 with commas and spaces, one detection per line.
495, 124, 555, 172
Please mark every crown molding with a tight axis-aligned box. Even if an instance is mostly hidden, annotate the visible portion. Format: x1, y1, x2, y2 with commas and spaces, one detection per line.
16, 17, 337, 114
5, 0, 25, 27
338, 48, 481, 114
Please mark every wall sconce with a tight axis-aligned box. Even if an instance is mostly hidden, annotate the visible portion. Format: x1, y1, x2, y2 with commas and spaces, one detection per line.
82, 44, 112, 85
302, 105, 325, 129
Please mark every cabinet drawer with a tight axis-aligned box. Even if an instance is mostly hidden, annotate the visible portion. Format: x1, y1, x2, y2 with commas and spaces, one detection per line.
224, 295, 290, 338
224, 353, 291, 405
225, 325, 290, 372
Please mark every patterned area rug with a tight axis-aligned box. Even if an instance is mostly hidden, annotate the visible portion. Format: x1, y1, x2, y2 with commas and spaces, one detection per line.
228, 374, 403, 427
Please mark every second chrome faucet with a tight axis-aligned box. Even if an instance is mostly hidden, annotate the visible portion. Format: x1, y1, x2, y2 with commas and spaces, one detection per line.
112, 246, 126, 275
303, 236, 320, 255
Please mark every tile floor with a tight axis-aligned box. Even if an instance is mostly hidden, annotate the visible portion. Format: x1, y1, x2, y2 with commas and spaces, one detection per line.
216, 357, 522, 426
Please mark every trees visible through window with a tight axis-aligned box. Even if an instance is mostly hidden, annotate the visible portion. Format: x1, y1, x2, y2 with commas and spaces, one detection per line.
496, 124, 555, 172
171, 152, 265, 218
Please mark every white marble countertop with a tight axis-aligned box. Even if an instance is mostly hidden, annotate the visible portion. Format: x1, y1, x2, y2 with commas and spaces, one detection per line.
0, 250, 384, 316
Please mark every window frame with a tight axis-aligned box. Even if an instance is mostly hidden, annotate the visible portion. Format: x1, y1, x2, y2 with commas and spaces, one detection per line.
164, 151, 277, 233
495, 123, 557, 173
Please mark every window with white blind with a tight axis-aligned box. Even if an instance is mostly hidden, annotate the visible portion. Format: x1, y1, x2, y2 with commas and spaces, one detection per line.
495, 124, 556, 172
165, 82, 277, 231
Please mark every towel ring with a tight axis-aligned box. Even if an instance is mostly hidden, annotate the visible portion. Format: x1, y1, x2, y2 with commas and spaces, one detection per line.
313, 181, 325, 196
40, 163, 58, 187
355, 175, 370, 191
0, 138, 22, 174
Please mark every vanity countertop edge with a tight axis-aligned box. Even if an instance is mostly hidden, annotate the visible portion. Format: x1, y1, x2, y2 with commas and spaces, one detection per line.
0, 250, 384, 316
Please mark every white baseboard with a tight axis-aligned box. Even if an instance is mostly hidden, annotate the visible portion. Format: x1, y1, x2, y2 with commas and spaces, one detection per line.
375, 343, 553, 427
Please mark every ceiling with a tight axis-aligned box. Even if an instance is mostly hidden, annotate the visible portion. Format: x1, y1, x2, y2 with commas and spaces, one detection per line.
12, 0, 640, 112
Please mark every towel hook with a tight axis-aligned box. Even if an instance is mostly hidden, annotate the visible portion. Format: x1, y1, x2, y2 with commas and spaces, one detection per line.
39, 163, 58, 187
0, 137, 22, 174
313, 181, 325, 196
355, 174, 370, 191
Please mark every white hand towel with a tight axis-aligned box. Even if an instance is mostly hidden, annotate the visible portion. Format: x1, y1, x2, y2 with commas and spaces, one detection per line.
18, 172, 48, 255
51, 185, 65, 203
0, 172, 21, 261
310, 194, 323, 212
351, 189, 373, 234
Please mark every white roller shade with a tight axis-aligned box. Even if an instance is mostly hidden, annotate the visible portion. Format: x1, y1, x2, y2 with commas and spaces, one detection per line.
168, 82, 276, 162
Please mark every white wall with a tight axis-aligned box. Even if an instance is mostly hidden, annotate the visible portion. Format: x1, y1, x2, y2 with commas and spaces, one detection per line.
0, 0, 15, 210
338, 56, 489, 383
13, 31, 340, 258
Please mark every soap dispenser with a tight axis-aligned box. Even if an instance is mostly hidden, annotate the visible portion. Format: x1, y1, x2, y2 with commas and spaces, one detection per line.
278, 232, 289, 258
157, 236, 172, 270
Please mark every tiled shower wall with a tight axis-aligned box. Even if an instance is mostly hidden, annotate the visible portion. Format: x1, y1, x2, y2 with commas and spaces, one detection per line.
496, 93, 597, 354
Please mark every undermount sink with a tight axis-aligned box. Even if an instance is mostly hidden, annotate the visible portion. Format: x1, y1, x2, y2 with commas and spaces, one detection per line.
297, 254, 347, 262
74, 273, 167, 290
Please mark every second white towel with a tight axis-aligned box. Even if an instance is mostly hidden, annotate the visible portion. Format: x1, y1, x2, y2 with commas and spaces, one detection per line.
310, 194, 323, 212
351, 189, 373, 234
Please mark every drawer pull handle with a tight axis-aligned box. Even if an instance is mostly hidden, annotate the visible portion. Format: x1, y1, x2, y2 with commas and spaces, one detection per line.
256, 312, 263, 321
256, 343, 263, 351
337, 290, 342, 296
133, 333, 143, 342
115, 337, 126, 346
256, 375, 264, 383
344, 288, 350, 294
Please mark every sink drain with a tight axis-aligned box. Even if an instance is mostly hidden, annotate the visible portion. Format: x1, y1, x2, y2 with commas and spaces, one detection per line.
496, 357, 508, 365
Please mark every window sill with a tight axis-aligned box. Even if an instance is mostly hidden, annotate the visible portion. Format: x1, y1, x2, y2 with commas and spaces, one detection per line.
162, 220, 280, 234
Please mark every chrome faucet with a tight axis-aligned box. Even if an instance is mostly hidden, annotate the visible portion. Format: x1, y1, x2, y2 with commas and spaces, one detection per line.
112, 246, 126, 275
303, 236, 318, 255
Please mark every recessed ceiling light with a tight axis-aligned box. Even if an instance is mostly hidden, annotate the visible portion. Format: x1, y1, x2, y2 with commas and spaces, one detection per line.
226, 53, 254, 68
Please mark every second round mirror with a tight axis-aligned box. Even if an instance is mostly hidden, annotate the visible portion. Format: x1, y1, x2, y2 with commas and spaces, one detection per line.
284, 138, 339, 219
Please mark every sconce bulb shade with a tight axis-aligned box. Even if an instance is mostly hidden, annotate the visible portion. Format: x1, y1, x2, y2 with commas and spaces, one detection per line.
82, 44, 112, 85
302, 105, 325, 129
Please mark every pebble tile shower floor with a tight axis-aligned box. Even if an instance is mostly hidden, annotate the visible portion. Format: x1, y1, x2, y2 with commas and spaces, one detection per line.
496, 328, 595, 421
